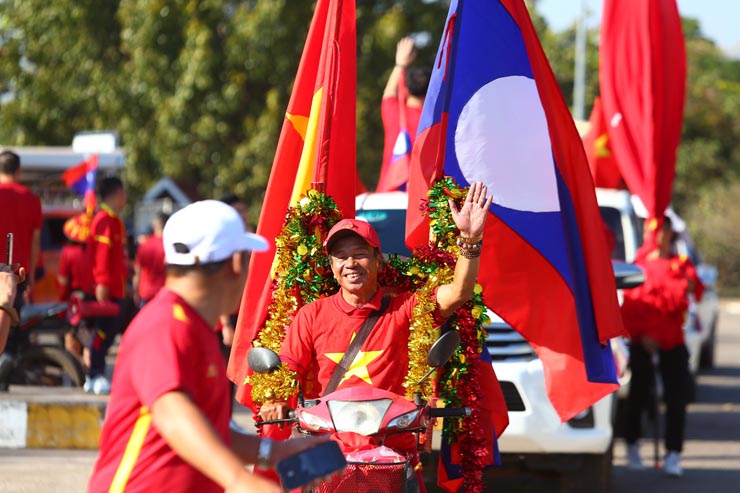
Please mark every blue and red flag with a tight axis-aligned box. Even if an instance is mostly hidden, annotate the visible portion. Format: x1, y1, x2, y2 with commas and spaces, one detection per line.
62, 154, 99, 213
407, 0, 625, 430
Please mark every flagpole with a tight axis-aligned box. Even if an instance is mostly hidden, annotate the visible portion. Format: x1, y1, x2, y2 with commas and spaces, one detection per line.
573, 0, 587, 121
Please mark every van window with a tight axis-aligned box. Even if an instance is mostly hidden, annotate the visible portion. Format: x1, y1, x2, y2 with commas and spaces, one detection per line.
599, 206, 625, 261
41, 217, 69, 252
355, 209, 412, 258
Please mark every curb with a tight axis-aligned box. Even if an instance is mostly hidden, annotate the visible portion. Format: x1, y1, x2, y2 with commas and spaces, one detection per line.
0, 387, 106, 449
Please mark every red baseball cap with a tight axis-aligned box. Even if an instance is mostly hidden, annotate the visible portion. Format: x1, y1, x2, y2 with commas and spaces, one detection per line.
324, 219, 381, 253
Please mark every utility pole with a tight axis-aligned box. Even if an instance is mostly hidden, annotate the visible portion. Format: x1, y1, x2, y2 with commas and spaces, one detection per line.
573, 0, 588, 120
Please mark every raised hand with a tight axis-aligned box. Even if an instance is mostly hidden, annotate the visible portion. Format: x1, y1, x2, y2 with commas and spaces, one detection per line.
395, 37, 416, 68
448, 181, 493, 238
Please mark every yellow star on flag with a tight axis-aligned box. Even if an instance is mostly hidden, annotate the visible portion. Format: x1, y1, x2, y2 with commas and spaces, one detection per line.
325, 345, 384, 386
594, 133, 612, 158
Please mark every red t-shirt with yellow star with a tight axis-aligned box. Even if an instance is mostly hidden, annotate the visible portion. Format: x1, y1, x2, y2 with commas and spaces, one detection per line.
280, 288, 437, 398
88, 289, 230, 493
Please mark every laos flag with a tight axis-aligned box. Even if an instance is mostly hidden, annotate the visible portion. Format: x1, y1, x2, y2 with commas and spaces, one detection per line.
407, 0, 626, 425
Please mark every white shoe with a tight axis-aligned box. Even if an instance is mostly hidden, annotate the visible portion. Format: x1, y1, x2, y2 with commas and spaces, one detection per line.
663, 451, 683, 477
91, 375, 111, 395
83, 376, 93, 393
626, 443, 645, 470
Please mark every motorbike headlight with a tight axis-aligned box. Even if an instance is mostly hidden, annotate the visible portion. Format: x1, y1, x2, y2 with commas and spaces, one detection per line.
388, 410, 420, 430
300, 411, 333, 432
328, 399, 392, 436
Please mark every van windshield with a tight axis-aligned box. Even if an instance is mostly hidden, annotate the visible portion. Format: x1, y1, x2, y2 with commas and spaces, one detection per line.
355, 209, 412, 258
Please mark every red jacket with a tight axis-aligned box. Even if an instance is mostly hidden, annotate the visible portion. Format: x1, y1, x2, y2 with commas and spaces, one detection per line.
89, 204, 128, 299
621, 247, 704, 350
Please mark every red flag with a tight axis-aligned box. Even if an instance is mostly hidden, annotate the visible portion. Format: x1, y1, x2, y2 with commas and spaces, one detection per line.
599, 0, 686, 236
228, 0, 356, 406
407, 0, 624, 425
583, 97, 623, 189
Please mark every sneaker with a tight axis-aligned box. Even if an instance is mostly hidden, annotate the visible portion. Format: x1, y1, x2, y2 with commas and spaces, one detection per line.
626, 443, 645, 470
91, 375, 111, 395
83, 376, 93, 393
663, 451, 683, 477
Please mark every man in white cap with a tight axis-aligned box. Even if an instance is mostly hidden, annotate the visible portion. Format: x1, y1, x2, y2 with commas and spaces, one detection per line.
88, 200, 327, 493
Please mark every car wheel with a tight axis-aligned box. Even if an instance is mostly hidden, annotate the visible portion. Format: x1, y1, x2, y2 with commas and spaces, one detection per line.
699, 321, 717, 370
12, 345, 85, 387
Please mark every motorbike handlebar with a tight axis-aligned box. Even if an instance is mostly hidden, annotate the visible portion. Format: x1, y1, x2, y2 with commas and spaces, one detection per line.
255, 417, 297, 427
255, 409, 297, 427
429, 407, 471, 418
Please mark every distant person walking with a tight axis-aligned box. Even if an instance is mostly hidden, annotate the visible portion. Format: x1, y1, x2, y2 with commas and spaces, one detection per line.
0, 150, 42, 316
133, 213, 168, 307
621, 216, 704, 477
86, 176, 128, 394
376, 37, 431, 192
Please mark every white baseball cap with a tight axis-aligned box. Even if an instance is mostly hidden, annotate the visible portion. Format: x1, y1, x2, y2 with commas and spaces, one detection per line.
163, 200, 269, 266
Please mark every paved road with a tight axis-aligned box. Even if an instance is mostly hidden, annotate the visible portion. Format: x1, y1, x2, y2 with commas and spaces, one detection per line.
2, 300, 739, 493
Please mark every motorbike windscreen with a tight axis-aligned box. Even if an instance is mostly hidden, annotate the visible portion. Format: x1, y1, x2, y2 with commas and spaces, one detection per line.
328, 399, 393, 436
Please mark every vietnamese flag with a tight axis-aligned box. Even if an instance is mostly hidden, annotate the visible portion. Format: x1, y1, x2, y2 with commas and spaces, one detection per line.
583, 97, 623, 189
406, 0, 625, 433
228, 0, 356, 407
62, 154, 98, 213
599, 0, 686, 237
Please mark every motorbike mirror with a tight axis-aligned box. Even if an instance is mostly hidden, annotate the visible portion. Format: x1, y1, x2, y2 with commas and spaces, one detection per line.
247, 347, 281, 374
427, 330, 461, 368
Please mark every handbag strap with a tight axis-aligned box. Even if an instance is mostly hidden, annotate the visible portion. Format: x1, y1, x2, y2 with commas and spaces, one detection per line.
324, 295, 391, 395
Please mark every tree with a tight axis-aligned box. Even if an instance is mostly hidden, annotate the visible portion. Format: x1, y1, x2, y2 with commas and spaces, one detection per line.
0, 0, 447, 225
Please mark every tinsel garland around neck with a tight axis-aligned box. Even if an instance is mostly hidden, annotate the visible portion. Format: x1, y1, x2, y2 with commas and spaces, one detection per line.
248, 179, 492, 493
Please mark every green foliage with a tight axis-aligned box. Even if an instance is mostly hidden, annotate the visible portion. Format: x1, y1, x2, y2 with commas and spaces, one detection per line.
685, 181, 740, 292
0, 0, 447, 226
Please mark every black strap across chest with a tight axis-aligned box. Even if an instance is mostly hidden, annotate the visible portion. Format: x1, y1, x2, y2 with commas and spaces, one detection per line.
324, 295, 391, 395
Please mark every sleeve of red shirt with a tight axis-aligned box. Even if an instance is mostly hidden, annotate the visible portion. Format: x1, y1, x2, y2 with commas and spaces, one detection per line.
279, 305, 316, 378
92, 216, 114, 288
133, 318, 195, 408
681, 257, 705, 302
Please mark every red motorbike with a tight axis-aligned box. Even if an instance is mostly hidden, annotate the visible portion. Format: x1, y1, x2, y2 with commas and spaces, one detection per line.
249, 331, 470, 493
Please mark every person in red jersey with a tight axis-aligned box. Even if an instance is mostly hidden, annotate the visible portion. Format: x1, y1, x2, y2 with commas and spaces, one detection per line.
58, 213, 95, 301
621, 216, 704, 477
0, 150, 42, 316
260, 182, 493, 492
133, 212, 168, 307
377, 37, 431, 192
88, 200, 330, 493
86, 176, 129, 394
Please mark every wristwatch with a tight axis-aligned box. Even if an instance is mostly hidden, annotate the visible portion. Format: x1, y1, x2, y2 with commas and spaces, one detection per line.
257, 438, 273, 469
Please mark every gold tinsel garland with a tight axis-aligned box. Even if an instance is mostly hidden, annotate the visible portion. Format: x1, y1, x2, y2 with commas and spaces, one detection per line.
247, 190, 342, 404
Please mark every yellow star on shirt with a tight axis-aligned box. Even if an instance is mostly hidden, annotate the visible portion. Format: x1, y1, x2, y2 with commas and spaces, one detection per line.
324, 349, 384, 386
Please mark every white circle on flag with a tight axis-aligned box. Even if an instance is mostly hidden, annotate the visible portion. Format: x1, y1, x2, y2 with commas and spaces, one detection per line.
454, 75, 561, 213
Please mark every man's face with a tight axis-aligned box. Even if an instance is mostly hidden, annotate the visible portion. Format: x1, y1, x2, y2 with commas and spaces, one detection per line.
329, 235, 381, 296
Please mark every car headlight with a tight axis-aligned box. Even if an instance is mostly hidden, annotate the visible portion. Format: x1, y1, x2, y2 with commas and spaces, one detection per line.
388, 410, 420, 430
327, 399, 392, 436
300, 411, 333, 432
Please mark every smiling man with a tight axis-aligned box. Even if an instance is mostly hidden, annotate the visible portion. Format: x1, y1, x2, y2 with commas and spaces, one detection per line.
260, 181, 492, 412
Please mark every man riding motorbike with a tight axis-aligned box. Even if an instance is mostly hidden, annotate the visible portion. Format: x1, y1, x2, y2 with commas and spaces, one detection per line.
260, 181, 493, 489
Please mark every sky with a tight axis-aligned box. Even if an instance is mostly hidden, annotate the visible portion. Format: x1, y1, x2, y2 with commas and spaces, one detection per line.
538, 0, 740, 56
